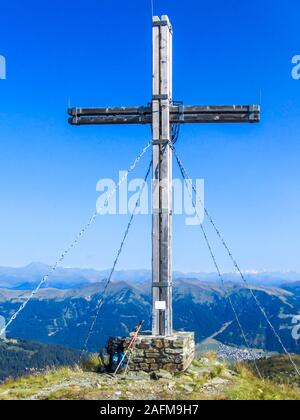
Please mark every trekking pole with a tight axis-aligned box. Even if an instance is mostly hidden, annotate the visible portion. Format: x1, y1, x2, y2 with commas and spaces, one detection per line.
123, 325, 143, 376
113, 320, 144, 377
123, 348, 134, 377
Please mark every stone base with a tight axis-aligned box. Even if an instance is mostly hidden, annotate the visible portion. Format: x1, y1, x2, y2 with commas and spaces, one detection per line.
125, 332, 195, 372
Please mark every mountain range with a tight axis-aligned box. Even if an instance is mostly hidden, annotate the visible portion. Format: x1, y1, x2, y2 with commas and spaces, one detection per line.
1, 277, 300, 355
0, 262, 299, 289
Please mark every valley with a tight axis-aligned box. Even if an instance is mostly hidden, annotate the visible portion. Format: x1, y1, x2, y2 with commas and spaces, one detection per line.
1, 277, 300, 354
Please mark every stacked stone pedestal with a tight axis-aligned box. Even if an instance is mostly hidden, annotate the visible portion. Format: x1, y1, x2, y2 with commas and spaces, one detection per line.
125, 332, 195, 372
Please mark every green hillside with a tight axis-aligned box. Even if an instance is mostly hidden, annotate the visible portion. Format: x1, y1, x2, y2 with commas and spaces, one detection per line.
247, 354, 300, 386
0, 339, 80, 382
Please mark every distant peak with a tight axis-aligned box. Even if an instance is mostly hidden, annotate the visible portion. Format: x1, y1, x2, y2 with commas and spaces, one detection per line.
25, 262, 49, 270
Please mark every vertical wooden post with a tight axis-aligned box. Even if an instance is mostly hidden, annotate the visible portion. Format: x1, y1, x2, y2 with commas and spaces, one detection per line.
152, 16, 161, 336
152, 16, 173, 336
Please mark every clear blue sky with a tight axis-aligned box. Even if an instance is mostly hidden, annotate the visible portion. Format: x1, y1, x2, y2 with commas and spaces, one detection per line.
0, 0, 300, 273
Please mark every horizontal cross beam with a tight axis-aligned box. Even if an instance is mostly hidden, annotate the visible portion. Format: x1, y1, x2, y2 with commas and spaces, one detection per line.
68, 105, 260, 125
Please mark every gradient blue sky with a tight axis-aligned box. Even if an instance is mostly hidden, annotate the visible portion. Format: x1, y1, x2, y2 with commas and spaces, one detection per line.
0, 0, 300, 272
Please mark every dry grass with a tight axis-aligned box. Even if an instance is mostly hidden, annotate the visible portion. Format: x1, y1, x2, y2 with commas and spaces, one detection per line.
1, 356, 300, 401
0, 368, 79, 400
80, 354, 102, 372
226, 364, 300, 401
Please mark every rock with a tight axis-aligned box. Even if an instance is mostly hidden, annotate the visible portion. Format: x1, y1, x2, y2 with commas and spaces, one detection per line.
210, 378, 229, 386
173, 340, 184, 349
179, 384, 194, 393
150, 364, 159, 371
223, 370, 236, 378
126, 371, 150, 381
163, 363, 176, 371
132, 357, 145, 363
145, 351, 160, 357
132, 350, 145, 357
137, 343, 151, 350
150, 369, 173, 380
190, 368, 212, 376
145, 358, 156, 364
165, 348, 182, 355
153, 339, 164, 349
139, 363, 150, 371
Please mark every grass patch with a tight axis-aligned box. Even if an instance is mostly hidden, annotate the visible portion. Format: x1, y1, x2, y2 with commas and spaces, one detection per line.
46, 386, 95, 400
210, 363, 226, 379
1, 352, 300, 401
0, 367, 79, 400
205, 352, 218, 362
80, 354, 102, 372
247, 355, 300, 386
226, 364, 300, 401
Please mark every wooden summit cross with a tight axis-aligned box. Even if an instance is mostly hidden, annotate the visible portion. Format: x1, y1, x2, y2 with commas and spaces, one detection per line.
68, 15, 260, 337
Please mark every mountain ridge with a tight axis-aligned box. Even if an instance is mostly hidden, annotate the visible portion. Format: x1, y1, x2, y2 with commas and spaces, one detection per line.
0, 262, 300, 290
1, 279, 300, 355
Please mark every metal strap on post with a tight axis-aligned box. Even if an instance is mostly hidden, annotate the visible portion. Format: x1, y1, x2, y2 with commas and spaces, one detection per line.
152, 208, 172, 215
179, 105, 185, 122
152, 282, 173, 288
152, 94, 169, 101
152, 139, 170, 145
152, 20, 169, 27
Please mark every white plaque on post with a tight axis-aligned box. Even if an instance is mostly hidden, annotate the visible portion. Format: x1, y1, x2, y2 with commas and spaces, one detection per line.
155, 301, 166, 310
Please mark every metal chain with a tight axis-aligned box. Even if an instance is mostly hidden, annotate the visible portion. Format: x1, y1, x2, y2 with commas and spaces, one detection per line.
79, 160, 152, 360
0, 141, 152, 338
150, 0, 154, 17
170, 141, 300, 378
170, 141, 262, 378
